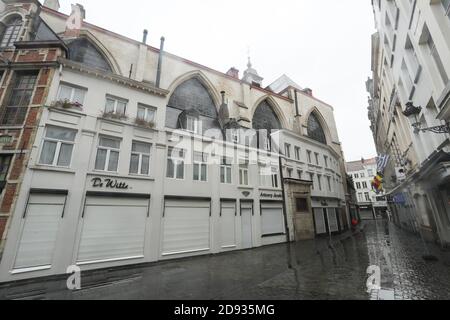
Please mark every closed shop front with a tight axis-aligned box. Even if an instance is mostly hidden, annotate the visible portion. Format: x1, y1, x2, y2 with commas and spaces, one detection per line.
359, 206, 375, 220
13, 190, 68, 272
261, 201, 285, 237
77, 193, 150, 265
327, 208, 339, 233
220, 200, 237, 249
314, 208, 327, 235
162, 197, 211, 256
240, 201, 254, 249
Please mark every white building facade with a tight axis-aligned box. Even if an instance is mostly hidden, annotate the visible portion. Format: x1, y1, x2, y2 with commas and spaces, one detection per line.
346, 158, 388, 220
368, 0, 450, 244
0, 1, 348, 282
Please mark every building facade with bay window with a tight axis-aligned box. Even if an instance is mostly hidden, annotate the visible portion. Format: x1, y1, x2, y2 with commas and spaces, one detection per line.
0, 0, 348, 282
368, 0, 450, 245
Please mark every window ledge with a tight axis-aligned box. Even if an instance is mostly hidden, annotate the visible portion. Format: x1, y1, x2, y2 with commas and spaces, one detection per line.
30, 165, 76, 174
238, 186, 254, 190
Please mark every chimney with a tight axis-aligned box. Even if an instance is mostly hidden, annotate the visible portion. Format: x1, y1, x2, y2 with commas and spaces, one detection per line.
65, 3, 85, 37
43, 0, 60, 11
226, 67, 239, 79
303, 88, 313, 96
156, 36, 165, 88
142, 29, 148, 44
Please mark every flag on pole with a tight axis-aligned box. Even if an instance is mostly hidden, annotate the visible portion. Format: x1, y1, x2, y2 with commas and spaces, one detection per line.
376, 154, 390, 173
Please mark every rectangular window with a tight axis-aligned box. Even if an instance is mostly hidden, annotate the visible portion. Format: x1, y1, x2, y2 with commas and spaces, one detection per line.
324, 156, 328, 168
105, 96, 127, 115
285, 143, 291, 158
57, 83, 86, 105
166, 147, 185, 179
315, 153, 320, 166
317, 175, 322, 191
287, 168, 293, 178
356, 182, 362, 189
297, 170, 303, 180
239, 165, 249, 186
309, 173, 315, 190
220, 157, 232, 184
95, 136, 121, 172
1, 71, 38, 125
130, 141, 151, 175
137, 104, 156, 123
307, 150, 312, 163
327, 176, 332, 192
193, 152, 208, 182
368, 169, 374, 177
186, 115, 201, 134
442, 0, 450, 18
39, 126, 77, 167
363, 181, 368, 189
365, 192, 371, 202
295, 147, 301, 161
361, 173, 365, 178
0, 155, 12, 194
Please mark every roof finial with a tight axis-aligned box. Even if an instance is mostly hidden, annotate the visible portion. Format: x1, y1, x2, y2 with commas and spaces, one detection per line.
247, 56, 252, 69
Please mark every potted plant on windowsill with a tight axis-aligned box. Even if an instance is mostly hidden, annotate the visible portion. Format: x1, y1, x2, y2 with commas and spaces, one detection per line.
51, 99, 83, 111
134, 118, 155, 129
101, 111, 129, 121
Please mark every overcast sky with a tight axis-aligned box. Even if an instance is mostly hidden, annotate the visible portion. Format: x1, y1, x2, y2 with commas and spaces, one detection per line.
55, 0, 377, 162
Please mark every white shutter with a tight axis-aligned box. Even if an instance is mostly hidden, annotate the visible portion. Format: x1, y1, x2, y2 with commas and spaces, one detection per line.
77, 196, 149, 264
327, 208, 339, 233
220, 201, 236, 248
14, 194, 65, 269
314, 208, 327, 234
261, 202, 285, 236
162, 199, 210, 255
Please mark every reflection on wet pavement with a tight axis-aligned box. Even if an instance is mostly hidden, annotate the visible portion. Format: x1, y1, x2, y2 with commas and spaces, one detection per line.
1, 220, 450, 300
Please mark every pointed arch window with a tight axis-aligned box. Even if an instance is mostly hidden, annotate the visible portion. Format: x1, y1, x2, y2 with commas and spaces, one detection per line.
252, 100, 282, 151
67, 38, 112, 72
307, 113, 327, 145
0, 16, 23, 48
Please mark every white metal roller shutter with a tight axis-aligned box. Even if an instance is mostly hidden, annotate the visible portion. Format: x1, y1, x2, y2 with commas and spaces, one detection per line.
327, 208, 339, 233
240, 202, 253, 249
360, 208, 374, 220
77, 196, 149, 264
261, 202, 285, 236
14, 194, 65, 270
220, 201, 237, 249
162, 199, 211, 256
314, 208, 327, 235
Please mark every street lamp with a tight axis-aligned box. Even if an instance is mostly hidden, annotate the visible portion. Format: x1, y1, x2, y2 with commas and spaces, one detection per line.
403, 102, 450, 134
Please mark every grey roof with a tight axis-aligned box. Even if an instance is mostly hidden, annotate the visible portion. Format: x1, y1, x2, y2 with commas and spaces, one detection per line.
345, 157, 377, 173
267, 74, 303, 94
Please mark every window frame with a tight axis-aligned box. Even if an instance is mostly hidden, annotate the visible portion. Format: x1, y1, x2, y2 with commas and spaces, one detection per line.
38, 126, 77, 168
104, 95, 128, 116
294, 146, 301, 161
129, 141, 152, 176
137, 103, 156, 123
239, 164, 249, 186
0, 154, 13, 194
220, 157, 232, 184
193, 152, 208, 182
0, 16, 23, 49
94, 136, 121, 172
57, 83, 87, 106
166, 147, 185, 180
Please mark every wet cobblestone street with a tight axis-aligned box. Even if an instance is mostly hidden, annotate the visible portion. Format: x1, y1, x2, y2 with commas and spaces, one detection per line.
1, 220, 449, 300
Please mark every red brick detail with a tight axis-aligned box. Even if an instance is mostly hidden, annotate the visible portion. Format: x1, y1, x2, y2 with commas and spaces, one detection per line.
9, 156, 24, 181
17, 50, 46, 63
25, 108, 39, 127
46, 50, 57, 62
0, 184, 17, 213
18, 128, 32, 151
38, 69, 50, 86
0, 217, 7, 239
32, 87, 45, 105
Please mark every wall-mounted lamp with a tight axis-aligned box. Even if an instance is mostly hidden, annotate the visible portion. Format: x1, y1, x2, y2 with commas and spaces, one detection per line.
403, 102, 450, 134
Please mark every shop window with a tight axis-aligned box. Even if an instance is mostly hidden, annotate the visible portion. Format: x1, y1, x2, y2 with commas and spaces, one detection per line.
166, 147, 185, 180
95, 136, 121, 172
130, 141, 151, 176
39, 126, 77, 167
1, 71, 38, 125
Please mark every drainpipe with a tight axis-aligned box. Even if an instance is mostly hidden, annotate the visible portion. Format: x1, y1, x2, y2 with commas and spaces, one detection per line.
279, 155, 291, 243
156, 36, 165, 88
294, 89, 300, 116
